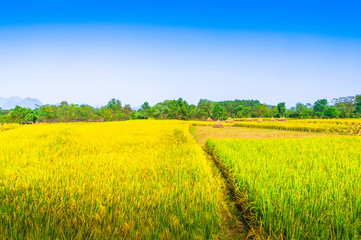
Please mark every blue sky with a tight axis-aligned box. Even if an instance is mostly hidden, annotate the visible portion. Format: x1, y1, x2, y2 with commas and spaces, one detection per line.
0, 1, 360, 107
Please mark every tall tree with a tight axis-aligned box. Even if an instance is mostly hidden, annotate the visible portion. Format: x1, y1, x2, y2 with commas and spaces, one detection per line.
277, 102, 286, 117
8, 106, 38, 124
324, 106, 340, 118
195, 99, 215, 120
313, 99, 328, 118
355, 95, 361, 116
212, 105, 228, 120
295, 103, 315, 119
333, 96, 356, 118
105, 98, 123, 121
253, 104, 270, 117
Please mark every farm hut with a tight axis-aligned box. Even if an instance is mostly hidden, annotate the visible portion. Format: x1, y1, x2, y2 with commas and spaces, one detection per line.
270, 117, 276, 122
213, 120, 224, 128
257, 117, 264, 122
246, 117, 253, 121
206, 117, 213, 122
225, 117, 234, 123
348, 129, 354, 135
358, 128, 361, 135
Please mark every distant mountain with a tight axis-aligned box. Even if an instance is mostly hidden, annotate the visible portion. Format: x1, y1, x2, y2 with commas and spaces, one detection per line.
0, 97, 42, 110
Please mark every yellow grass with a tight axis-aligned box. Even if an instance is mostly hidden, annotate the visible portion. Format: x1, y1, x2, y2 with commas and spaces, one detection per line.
193, 126, 330, 145
231, 119, 361, 133
0, 121, 225, 239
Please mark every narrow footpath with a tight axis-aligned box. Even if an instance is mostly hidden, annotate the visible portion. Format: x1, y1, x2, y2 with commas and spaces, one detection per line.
191, 126, 249, 239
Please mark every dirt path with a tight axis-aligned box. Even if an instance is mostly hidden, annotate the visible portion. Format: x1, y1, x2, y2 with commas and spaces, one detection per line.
205, 152, 249, 239
191, 126, 249, 239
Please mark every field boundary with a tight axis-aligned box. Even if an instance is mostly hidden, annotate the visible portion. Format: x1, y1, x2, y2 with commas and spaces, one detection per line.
190, 124, 251, 239
205, 143, 269, 240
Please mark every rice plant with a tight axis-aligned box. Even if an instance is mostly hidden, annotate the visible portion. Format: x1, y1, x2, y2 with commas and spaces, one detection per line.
206, 136, 361, 239
0, 121, 224, 239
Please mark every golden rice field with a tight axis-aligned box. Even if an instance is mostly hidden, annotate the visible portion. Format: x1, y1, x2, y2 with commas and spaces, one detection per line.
194, 118, 361, 134
0, 121, 227, 239
0, 123, 19, 132
2, 120, 361, 239
206, 136, 361, 239
233, 120, 361, 134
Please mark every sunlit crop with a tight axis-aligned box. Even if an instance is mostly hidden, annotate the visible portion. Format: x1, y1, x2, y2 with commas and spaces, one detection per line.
206, 136, 361, 239
192, 119, 361, 134
232, 119, 361, 133
0, 121, 224, 239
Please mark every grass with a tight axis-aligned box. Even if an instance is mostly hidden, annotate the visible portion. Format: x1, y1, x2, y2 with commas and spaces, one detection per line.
0, 120, 227, 239
206, 136, 361, 239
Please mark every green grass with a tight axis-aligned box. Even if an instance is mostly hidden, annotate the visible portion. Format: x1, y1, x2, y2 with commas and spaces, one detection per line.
206, 136, 361, 239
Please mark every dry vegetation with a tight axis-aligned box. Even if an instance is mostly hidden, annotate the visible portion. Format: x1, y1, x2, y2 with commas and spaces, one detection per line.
194, 125, 330, 145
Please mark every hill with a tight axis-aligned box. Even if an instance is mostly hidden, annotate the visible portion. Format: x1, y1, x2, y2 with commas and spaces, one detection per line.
0, 97, 42, 110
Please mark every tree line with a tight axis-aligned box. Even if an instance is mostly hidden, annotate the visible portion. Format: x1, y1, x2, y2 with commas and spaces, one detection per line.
0, 95, 360, 124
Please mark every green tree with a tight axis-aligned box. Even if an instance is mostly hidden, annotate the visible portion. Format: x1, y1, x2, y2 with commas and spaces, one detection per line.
269, 106, 279, 117
212, 105, 227, 120
240, 107, 250, 117
37, 105, 58, 122
324, 106, 340, 119
252, 104, 270, 117
295, 103, 315, 119
79, 105, 96, 121
105, 98, 123, 121
313, 99, 328, 118
99, 107, 112, 121
235, 105, 244, 117
195, 99, 215, 120
8, 106, 38, 124
150, 99, 193, 120
122, 104, 134, 120
170, 98, 193, 120
333, 96, 356, 118
355, 95, 361, 116
277, 102, 286, 117
287, 107, 297, 118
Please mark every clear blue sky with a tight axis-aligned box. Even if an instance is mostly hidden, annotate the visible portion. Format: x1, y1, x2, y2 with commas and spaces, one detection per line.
1, 1, 360, 107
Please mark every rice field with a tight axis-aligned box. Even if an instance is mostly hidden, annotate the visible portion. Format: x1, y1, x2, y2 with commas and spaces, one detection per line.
193, 125, 329, 145
2, 120, 361, 239
206, 136, 361, 239
193, 119, 361, 135
0, 121, 226, 239
194, 118, 361, 134
232, 120, 361, 134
